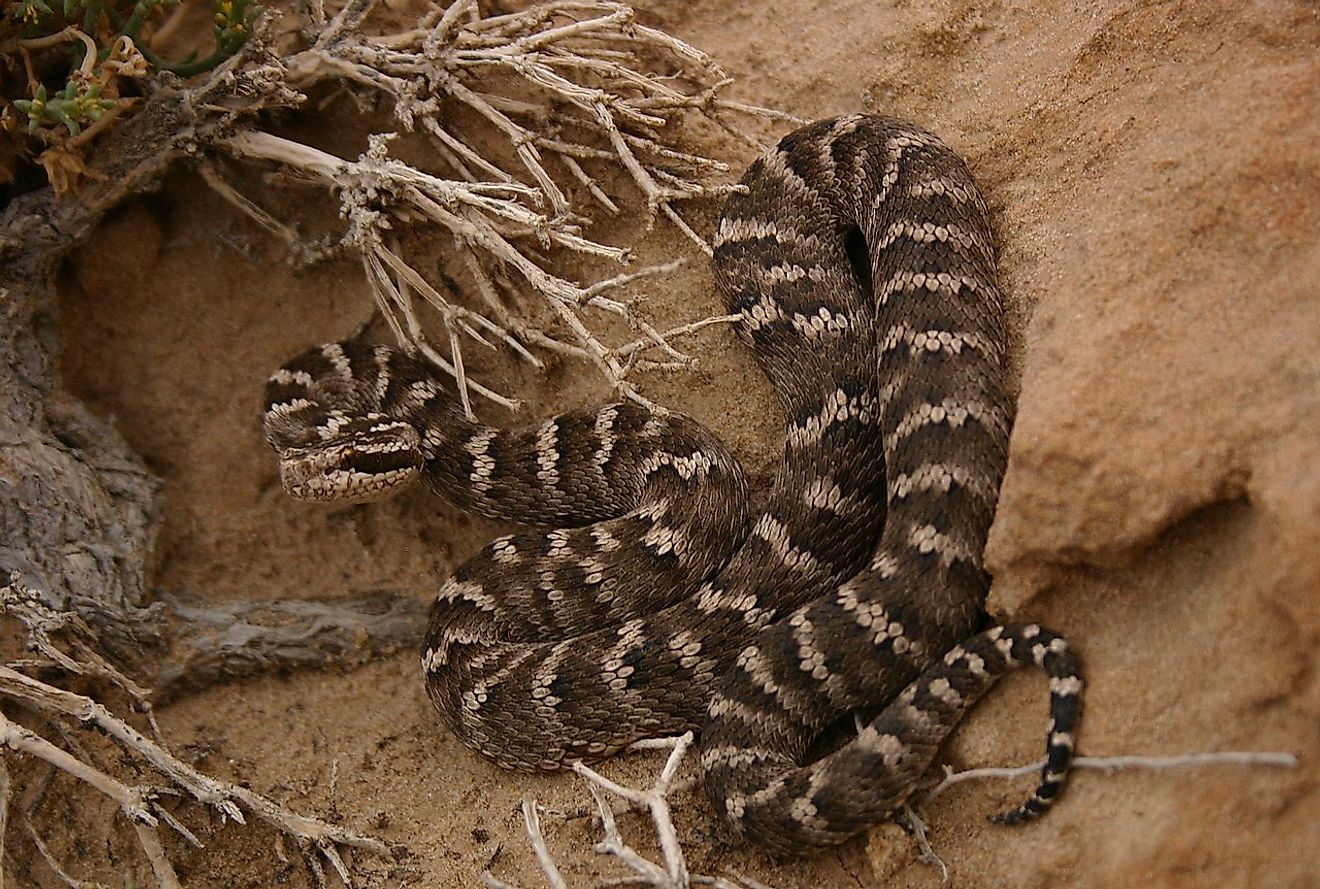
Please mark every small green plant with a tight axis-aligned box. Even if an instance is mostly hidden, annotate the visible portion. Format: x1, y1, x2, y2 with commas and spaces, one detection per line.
1, 0, 261, 188
14, 80, 114, 134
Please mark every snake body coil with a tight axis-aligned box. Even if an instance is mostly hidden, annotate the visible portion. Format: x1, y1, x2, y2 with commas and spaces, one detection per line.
265, 115, 1083, 855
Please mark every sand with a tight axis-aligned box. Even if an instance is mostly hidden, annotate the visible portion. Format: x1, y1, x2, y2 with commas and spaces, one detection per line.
47, 0, 1318, 886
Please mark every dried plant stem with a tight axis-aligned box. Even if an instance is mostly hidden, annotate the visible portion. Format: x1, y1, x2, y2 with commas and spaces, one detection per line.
0, 579, 397, 887
0, 712, 183, 889
490, 734, 1297, 888
522, 798, 571, 889
921, 750, 1300, 805
218, 0, 787, 414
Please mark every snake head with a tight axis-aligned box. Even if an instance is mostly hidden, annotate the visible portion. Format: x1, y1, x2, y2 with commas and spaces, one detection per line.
267, 407, 426, 503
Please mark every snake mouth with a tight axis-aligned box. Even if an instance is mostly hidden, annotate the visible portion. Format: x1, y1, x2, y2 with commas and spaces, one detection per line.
278, 442, 424, 502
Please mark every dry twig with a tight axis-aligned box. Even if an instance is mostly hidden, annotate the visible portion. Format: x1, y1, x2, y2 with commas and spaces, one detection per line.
488, 733, 773, 889
220, 0, 773, 415
920, 750, 1300, 805
488, 731, 1298, 888
0, 578, 396, 888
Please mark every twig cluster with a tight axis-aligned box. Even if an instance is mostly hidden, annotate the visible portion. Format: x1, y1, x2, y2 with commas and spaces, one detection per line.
484, 733, 766, 889
0, 576, 396, 889
217, 0, 792, 414
488, 733, 1298, 888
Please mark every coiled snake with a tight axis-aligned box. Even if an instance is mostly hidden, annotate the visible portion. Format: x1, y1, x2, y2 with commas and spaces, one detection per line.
263, 115, 1083, 855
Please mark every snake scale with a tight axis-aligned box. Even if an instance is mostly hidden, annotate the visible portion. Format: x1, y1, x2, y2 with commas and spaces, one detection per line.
263, 115, 1083, 855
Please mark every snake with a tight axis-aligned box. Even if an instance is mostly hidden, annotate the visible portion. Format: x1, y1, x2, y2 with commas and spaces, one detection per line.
263, 115, 1083, 856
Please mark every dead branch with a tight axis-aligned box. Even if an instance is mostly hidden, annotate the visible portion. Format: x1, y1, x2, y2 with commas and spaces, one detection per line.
488, 733, 1299, 888
920, 750, 1300, 806
219, 0, 766, 414
0, 578, 399, 888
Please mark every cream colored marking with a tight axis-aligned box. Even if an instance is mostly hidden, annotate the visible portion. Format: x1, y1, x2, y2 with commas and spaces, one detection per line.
901, 701, 935, 734
641, 523, 689, 560
580, 556, 607, 586
846, 592, 893, 643
695, 582, 739, 614
491, 535, 520, 564
667, 630, 704, 669
878, 270, 986, 305
601, 618, 648, 690
890, 461, 995, 504
321, 343, 353, 383
908, 522, 978, 567
906, 174, 976, 204
370, 346, 394, 403
885, 398, 1006, 451
265, 396, 315, 418
464, 427, 498, 494
699, 744, 788, 772
1049, 675, 1084, 696
535, 419, 560, 488
760, 145, 827, 206
441, 579, 497, 612
736, 644, 813, 718
634, 497, 671, 522
753, 261, 824, 286
873, 129, 945, 205
802, 475, 849, 512
746, 775, 790, 810
641, 450, 716, 482
787, 388, 875, 449
461, 647, 537, 710
319, 411, 352, 437
928, 677, 963, 708
878, 220, 993, 261
269, 368, 316, 388
752, 514, 821, 574
1050, 731, 1077, 750
742, 293, 785, 332
707, 692, 771, 726
591, 526, 621, 552
592, 576, 618, 606
857, 726, 906, 767
405, 378, 441, 408
789, 613, 830, 680
994, 634, 1016, 661
788, 794, 828, 830
592, 406, 619, 475
713, 216, 823, 250
790, 304, 852, 341
868, 551, 901, 578
538, 569, 564, 602
545, 528, 573, 560
815, 115, 863, 193
965, 651, 988, 677
880, 323, 991, 360
530, 644, 571, 707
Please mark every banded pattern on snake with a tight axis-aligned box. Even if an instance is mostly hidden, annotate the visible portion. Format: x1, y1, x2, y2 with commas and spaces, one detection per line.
263, 115, 1083, 855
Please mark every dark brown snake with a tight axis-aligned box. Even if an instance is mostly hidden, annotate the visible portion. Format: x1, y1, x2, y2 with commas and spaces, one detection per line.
263, 115, 1083, 855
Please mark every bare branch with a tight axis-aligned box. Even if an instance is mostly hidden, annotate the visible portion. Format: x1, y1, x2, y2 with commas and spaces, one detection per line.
220, 1, 784, 411
920, 750, 1299, 806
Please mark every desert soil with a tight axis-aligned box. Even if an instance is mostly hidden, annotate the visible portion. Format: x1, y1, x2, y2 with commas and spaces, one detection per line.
42, 0, 1319, 887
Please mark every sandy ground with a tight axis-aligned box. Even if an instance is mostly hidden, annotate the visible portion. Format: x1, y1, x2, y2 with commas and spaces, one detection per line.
41, 0, 1319, 886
